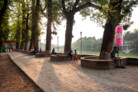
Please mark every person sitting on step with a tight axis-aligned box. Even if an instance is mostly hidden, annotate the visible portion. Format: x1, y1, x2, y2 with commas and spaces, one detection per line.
68, 50, 73, 60
111, 46, 125, 68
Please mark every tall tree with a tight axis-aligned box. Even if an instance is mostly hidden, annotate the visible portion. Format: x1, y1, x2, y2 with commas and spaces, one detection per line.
41, 0, 61, 53
45, 0, 52, 54
29, 0, 36, 50
99, 0, 138, 59
24, 0, 31, 50
31, 0, 40, 51
0, 0, 9, 52
29, 0, 41, 51
61, 0, 101, 54
20, 0, 26, 49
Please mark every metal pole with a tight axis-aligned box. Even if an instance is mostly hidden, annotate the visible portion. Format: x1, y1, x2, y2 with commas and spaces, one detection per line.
40, 38, 41, 50
57, 37, 59, 53
80, 32, 82, 54
44, 38, 46, 51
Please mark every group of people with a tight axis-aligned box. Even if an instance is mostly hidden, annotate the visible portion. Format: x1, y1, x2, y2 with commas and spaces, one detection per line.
52, 48, 78, 62
68, 50, 78, 62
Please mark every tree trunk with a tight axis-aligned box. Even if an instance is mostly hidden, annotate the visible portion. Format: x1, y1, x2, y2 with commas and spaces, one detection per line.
0, 0, 8, 26
20, 0, 26, 50
15, 3, 21, 50
29, 37, 34, 51
46, 0, 52, 54
33, 0, 40, 51
64, 14, 74, 54
29, 0, 36, 51
99, 21, 116, 59
16, 29, 21, 50
99, 0, 122, 59
24, 1, 30, 51
0, 41, 2, 52
24, 18, 29, 50
0, 0, 8, 52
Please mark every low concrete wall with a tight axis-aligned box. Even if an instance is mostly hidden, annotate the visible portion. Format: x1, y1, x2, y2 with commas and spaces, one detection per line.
50, 55, 72, 61
28, 51, 35, 55
81, 59, 115, 70
76, 54, 96, 59
84, 56, 99, 59
127, 58, 138, 66
22, 51, 29, 54
35, 53, 50, 57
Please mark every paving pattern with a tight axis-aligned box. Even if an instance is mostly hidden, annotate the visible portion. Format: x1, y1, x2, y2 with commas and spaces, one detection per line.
8, 52, 138, 92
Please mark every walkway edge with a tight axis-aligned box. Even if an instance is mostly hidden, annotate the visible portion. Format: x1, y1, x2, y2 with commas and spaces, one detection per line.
8, 54, 44, 92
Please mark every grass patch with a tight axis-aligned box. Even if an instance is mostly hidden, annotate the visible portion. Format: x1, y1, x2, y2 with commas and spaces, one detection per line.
58, 50, 138, 58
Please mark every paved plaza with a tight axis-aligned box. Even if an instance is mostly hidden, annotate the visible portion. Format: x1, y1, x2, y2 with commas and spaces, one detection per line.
8, 52, 138, 92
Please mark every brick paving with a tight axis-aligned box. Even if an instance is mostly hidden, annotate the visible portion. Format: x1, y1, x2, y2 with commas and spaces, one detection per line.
8, 52, 138, 92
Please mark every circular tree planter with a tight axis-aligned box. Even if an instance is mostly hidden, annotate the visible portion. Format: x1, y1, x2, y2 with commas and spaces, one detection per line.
35, 53, 50, 57
84, 56, 99, 59
22, 51, 28, 54
127, 57, 138, 66
28, 51, 35, 55
50, 55, 72, 61
81, 59, 116, 70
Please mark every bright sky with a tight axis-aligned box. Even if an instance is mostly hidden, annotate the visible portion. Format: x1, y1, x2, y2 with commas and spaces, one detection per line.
40, 6, 138, 45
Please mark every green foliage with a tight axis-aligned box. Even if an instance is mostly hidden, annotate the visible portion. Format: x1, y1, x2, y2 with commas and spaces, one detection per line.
80, 0, 138, 28
0, 13, 10, 42
72, 36, 102, 52
124, 29, 138, 52
0, 0, 10, 46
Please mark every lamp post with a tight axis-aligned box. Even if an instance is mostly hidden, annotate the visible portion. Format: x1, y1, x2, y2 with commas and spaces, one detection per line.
80, 32, 82, 54
44, 38, 46, 51
39, 37, 41, 52
57, 36, 59, 53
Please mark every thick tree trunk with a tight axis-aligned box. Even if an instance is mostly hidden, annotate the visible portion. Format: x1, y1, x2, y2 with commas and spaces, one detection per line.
0, 0, 8, 26
33, 0, 40, 51
46, 0, 52, 54
29, 0, 36, 51
24, 28, 29, 50
24, 1, 30, 51
99, 22, 116, 59
15, 3, 21, 50
16, 29, 20, 50
29, 37, 34, 51
99, 0, 122, 59
20, 0, 26, 50
0, 41, 2, 52
0, 0, 8, 52
64, 14, 74, 54
24, 18, 29, 50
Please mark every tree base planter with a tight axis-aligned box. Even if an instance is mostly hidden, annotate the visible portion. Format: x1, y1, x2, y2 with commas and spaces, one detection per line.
28, 51, 35, 55
81, 59, 116, 70
22, 51, 28, 54
84, 56, 99, 59
35, 53, 50, 57
77, 54, 93, 59
50, 55, 72, 61
127, 58, 138, 66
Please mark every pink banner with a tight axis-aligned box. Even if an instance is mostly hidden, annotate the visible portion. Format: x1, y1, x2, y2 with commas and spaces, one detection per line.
115, 26, 123, 46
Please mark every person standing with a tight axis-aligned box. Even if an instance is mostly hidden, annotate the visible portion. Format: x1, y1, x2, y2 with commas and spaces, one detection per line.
74, 50, 78, 62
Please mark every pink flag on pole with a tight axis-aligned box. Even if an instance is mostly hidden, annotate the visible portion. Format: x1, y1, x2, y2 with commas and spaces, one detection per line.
115, 26, 123, 46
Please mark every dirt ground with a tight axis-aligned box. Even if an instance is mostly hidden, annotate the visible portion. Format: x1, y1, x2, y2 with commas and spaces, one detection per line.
0, 54, 43, 92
